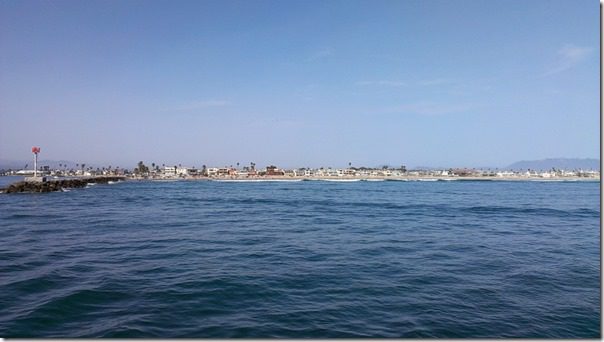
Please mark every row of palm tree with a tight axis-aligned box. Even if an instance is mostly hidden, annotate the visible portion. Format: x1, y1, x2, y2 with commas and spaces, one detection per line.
140, 161, 259, 172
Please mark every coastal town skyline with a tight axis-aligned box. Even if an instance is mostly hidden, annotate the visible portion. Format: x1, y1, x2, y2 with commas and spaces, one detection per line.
0, 153, 600, 172
1, 147, 599, 176
0, 0, 599, 169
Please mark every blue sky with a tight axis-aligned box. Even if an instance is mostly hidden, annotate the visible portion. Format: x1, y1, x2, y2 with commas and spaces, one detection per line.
0, 0, 599, 169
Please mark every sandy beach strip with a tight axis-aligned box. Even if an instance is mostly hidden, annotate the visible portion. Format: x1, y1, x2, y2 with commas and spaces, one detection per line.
143, 175, 599, 182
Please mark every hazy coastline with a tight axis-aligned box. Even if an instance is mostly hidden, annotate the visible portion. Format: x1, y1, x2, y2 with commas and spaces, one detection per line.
137, 174, 600, 182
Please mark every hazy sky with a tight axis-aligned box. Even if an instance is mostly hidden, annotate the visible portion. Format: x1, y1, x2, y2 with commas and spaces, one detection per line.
0, 0, 599, 169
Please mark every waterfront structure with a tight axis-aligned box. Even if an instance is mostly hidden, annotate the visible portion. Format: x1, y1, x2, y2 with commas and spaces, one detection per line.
25, 147, 46, 182
32, 147, 40, 177
25, 159, 592, 181
264, 166, 285, 176
163, 166, 177, 176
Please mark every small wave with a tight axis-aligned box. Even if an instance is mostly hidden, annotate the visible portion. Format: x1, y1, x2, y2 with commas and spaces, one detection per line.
528, 179, 565, 182
18, 286, 135, 325
456, 178, 493, 182
320, 179, 361, 182
465, 205, 599, 218
6, 213, 64, 219
213, 179, 303, 182
362, 179, 385, 182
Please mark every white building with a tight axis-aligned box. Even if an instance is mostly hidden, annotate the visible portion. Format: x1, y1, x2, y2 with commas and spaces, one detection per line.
496, 171, 515, 177
176, 167, 191, 176
163, 166, 177, 176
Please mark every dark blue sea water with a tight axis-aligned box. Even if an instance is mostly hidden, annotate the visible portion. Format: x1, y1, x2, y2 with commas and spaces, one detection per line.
0, 179, 600, 338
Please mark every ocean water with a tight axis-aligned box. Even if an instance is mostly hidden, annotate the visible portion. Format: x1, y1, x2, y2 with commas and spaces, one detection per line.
0, 179, 600, 338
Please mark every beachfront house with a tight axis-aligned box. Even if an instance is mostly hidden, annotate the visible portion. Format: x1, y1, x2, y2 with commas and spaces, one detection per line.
176, 167, 196, 176
163, 166, 176, 176
265, 165, 285, 176
496, 171, 515, 177
539, 171, 555, 178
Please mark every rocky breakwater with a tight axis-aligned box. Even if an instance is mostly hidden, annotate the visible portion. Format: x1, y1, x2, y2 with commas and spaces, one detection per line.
1, 176, 126, 193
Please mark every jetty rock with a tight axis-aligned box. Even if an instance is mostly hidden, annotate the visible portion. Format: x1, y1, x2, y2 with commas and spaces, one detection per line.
1, 176, 126, 193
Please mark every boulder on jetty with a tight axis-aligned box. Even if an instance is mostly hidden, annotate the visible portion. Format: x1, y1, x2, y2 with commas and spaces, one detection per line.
1, 176, 126, 194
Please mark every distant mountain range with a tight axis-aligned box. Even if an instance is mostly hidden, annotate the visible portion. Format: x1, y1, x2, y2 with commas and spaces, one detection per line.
507, 158, 600, 171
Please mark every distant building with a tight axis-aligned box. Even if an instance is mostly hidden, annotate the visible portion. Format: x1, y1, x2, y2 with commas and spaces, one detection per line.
449, 168, 473, 176
163, 166, 177, 176
496, 171, 515, 177
265, 165, 285, 176
217, 168, 230, 176
176, 167, 193, 176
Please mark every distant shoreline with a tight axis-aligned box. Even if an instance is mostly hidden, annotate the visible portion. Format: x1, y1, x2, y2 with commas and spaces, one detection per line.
135, 175, 600, 182
1, 175, 599, 182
